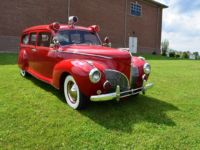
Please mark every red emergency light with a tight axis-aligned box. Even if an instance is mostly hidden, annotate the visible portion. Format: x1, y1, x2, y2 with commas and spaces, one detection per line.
49, 22, 60, 32
88, 25, 100, 33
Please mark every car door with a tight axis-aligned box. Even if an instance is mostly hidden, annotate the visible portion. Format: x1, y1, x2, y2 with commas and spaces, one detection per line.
28, 32, 38, 72
36, 31, 60, 79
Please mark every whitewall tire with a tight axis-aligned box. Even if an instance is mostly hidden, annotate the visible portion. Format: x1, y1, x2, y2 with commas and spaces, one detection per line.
64, 75, 87, 110
20, 69, 27, 77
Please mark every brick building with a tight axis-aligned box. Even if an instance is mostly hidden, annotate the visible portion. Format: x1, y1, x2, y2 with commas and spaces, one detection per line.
0, 0, 167, 53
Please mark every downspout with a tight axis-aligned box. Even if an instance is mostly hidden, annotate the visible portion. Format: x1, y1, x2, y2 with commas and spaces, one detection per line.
159, 8, 163, 53
124, 0, 128, 47
156, 7, 160, 52
68, 0, 71, 18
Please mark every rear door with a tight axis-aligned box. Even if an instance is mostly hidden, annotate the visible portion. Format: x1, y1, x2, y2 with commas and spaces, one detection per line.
36, 31, 59, 79
28, 32, 38, 71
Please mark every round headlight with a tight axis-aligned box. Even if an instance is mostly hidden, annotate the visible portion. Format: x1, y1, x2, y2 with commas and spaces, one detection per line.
89, 68, 101, 83
143, 63, 151, 74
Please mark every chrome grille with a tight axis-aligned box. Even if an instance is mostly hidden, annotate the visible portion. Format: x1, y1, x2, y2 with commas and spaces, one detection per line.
130, 66, 139, 88
104, 69, 129, 92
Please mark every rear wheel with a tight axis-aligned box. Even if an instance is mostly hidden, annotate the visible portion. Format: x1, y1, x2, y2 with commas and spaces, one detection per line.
20, 69, 27, 77
63, 75, 87, 110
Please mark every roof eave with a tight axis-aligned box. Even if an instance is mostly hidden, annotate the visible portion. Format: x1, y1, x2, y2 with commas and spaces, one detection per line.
147, 0, 168, 8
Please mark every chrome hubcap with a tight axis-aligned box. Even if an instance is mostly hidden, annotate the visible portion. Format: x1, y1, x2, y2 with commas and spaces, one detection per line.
67, 81, 78, 103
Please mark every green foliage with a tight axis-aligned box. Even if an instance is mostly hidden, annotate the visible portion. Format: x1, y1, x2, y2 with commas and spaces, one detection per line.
152, 51, 157, 55
193, 52, 199, 59
1, 53, 200, 149
161, 39, 169, 56
169, 51, 176, 58
182, 52, 189, 59
175, 54, 180, 58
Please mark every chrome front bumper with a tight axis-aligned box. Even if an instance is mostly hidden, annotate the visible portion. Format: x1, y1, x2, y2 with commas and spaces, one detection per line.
90, 82, 154, 102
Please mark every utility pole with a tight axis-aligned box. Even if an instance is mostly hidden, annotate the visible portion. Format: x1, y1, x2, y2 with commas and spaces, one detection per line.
68, 0, 71, 18
124, 0, 128, 47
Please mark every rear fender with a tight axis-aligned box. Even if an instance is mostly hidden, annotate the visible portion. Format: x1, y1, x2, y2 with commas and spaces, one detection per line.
18, 49, 28, 70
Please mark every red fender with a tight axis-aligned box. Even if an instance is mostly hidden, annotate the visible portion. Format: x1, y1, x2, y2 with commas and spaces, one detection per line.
18, 49, 28, 70
52, 59, 107, 96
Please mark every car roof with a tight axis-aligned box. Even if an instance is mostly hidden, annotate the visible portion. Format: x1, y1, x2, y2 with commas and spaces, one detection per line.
23, 24, 90, 33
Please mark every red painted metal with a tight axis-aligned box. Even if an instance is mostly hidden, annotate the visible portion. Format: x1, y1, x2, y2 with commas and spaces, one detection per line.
18, 24, 148, 97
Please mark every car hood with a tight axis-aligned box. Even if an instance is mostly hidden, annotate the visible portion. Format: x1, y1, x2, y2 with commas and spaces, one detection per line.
61, 45, 131, 64
60, 45, 132, 78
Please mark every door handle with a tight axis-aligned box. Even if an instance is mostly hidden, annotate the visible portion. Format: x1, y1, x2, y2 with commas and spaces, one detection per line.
31, 48, 37, 52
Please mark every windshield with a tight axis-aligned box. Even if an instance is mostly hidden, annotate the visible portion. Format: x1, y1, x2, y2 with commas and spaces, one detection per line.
55, 30, 101, 46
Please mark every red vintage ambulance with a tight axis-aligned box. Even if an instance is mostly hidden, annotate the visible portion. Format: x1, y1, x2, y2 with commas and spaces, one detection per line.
18, 16, 153, 109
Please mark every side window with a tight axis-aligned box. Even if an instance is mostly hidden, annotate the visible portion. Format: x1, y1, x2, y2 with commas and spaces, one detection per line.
22, 34, 29, 45
29, 33, 37, 45
84, 33, 99, 44
38, 32, 51, 47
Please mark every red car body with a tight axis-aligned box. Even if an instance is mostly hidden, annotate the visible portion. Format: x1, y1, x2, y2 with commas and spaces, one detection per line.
18, 18, 153, 109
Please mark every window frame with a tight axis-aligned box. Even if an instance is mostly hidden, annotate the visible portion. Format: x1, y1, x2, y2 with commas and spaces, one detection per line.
130, 2, 142, 17
29, 32, 37, 46
37, 31, 52, 48
21, 33, 29, 45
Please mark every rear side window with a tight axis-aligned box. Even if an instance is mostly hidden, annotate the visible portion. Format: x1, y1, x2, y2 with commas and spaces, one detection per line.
22, 34, 29, 45
38, 32, 51, 47
29, 33, 37, 45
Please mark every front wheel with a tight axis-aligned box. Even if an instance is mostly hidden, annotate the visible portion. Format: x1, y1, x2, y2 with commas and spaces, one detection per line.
63, 75, 88, 110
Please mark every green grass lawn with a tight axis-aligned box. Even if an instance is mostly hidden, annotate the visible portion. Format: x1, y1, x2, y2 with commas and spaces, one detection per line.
0, 53, 200, 149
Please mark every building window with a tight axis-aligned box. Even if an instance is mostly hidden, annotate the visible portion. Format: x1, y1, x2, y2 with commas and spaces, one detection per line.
131, 2, 142, 16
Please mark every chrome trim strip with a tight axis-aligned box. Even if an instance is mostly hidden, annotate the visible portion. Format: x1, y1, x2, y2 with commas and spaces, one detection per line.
120, 87, 143, 94
49, 50, 112, 59
66, 52, 113, 59
120, 91, 140, 98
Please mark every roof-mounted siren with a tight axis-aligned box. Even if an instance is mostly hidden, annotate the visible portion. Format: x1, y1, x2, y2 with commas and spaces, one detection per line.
68, 16, 78, 27
49, 22, 60, 32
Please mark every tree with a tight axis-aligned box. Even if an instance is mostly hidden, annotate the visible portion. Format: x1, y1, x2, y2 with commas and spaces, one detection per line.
161, 39, 169, 56
193, 52, 199, 60
182, 52, 189, 59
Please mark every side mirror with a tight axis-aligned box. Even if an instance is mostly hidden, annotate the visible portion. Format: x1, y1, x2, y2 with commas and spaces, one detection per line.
50, 38, 60, 49
103, 37, 111, 47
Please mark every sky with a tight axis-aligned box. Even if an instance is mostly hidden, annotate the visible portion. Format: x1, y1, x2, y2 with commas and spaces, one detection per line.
156, 0, 200, 52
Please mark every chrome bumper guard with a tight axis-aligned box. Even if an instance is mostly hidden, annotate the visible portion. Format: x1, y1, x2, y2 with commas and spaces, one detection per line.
90, 82, 154, 102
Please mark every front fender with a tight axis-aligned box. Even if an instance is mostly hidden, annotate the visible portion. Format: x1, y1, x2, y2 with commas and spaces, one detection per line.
52, 59, 106, 96
132, 56, 150, 87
